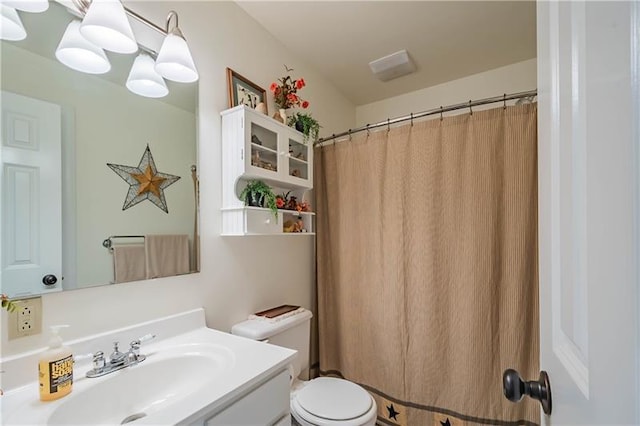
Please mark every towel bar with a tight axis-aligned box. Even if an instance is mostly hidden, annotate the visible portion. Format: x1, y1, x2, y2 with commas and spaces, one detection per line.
103, 235, 145, 250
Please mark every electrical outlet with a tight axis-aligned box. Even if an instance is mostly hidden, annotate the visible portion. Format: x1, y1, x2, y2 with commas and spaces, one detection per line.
8, 296, 42, 340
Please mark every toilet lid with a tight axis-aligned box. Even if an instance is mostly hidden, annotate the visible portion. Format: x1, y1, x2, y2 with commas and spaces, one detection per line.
295, 377, 373, 421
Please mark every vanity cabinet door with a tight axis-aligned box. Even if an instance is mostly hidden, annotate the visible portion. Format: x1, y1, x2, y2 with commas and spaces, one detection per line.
244, 113, 281, 181
204, 369, 290, 426
281, 130, 312, 188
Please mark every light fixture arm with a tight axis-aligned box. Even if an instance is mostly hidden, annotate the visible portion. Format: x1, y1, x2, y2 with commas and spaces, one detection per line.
166, 10, 178, 33
165, 10, 184, 39
70, 0, 170, 37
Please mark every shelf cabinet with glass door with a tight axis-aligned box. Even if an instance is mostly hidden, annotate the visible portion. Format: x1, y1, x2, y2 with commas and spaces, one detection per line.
221, 105, 314, 235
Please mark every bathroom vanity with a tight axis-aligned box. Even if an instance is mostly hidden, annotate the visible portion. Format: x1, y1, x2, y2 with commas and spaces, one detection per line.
0, 309, 296, 425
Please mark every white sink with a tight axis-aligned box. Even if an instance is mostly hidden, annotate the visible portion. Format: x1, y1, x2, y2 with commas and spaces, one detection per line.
1, 309, 296, 426
48, 344, 234, 425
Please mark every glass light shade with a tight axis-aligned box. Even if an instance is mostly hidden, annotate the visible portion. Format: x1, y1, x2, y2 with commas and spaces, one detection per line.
80, 0, 137, 54
1, 5, 26, 41
3, 0, 48, 13
126, 53, 168, 98
55, 20, 111, 74
154, 32, 198, 83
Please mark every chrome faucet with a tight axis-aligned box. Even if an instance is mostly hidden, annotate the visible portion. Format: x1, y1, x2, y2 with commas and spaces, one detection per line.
109, 342, 127, 366
85, 334, 156, 378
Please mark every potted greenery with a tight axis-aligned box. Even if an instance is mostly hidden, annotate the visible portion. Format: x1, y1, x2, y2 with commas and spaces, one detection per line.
239, 180, 278, 219
288, 112, 320, 144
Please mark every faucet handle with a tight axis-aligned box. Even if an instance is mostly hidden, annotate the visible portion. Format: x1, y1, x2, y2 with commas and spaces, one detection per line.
92, 351, 106, 370
75, 351, 106, 375
128, 334, 156, 363
130, 334, 156, 350
137, 334, 156, 344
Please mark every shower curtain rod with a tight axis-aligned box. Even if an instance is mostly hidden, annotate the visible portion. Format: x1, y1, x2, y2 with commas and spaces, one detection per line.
315, 89, 537, 145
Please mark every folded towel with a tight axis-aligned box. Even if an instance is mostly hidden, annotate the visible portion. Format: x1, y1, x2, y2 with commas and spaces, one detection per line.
248, 307, 306, 323
145, 234, 190, 279
113, 244, 146, 283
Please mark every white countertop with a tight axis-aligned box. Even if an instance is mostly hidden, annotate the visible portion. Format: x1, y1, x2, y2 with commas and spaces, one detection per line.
0, 309, 296, 425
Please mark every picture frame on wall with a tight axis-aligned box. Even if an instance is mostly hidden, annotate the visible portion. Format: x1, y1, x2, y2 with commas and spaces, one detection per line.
226, 68, 267, 113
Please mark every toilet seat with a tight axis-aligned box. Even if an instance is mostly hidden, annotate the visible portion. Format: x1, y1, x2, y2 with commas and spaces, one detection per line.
291, 377, 377, 426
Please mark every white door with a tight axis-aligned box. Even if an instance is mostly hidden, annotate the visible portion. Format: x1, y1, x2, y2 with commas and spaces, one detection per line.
536, 1, 639, 423
1, 91, 62, 297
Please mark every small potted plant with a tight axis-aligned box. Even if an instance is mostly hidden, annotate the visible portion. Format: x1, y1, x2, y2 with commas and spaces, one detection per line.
288, 112, 320, 144
239, 180, 278, 219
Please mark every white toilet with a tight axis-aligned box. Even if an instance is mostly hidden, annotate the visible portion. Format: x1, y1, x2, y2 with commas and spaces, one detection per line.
232, 310, 377, 426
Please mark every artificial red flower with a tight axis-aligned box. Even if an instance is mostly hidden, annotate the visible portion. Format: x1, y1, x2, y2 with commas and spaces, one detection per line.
276, 197, 285, 208
271, 66, 309, 110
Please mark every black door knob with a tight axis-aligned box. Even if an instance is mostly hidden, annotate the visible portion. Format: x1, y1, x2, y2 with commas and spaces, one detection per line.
503, 368, 552, 415
42, 274, 58, 286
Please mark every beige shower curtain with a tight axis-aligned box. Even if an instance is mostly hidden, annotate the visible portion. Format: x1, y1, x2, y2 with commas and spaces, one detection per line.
315, 104, 539, 425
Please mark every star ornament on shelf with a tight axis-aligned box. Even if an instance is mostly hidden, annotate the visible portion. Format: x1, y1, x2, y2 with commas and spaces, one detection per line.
107, 145, 180, 213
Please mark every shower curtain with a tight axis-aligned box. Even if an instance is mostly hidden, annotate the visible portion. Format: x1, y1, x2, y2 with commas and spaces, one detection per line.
315, 104, 539, 425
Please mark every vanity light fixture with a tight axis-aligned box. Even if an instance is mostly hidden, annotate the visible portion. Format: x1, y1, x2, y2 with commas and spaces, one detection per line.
55, 20, 111, 74
154, 11, 199, 83
3, 0, 49, 13
126, 52, 168, 98
1, 5, 27, 41
79, 0, 137, 54
44, 0, 198, 97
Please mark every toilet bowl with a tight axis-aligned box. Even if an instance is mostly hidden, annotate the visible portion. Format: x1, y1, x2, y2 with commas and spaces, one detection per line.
290, 377, 377, 426
231, 309, 377, 426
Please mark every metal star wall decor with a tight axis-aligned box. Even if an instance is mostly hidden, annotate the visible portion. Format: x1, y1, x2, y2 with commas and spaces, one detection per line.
107, 145, 180, 213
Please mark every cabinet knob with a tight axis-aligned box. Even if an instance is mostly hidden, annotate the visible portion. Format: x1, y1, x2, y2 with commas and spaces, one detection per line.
265, 219, 271, 224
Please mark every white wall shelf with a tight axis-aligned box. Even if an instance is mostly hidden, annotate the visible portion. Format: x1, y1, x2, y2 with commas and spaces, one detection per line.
221, 106, 314, 236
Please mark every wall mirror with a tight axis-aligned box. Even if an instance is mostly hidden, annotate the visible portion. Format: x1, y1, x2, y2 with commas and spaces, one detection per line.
1, 1, 199, 297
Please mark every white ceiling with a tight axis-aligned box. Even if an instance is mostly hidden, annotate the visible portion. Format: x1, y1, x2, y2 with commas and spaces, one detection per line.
238, 1, 536, 106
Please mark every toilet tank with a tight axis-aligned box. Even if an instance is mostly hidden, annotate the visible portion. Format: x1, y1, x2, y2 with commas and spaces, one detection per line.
231, 310, 313, 378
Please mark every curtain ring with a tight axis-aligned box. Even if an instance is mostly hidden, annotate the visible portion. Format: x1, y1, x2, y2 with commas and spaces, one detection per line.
468, 100, 473, 116
387, 118, 390, 133
410, 113, 414, 127
332, 134, 336, 145
348, 129, 352, 141
440, 106, 443, 121
503, 93, 507, 110
366, 124, 370, 137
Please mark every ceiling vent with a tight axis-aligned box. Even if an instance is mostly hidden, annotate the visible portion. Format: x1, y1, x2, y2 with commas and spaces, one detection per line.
369, 49, 416, 82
